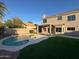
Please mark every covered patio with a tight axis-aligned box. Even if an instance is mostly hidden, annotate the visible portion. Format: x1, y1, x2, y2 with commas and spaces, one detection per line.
37, 24, 55, 35
37, 24, 65, 35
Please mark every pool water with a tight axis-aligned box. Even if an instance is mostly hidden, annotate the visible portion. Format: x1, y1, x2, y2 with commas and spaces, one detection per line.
2, 37, 29, 46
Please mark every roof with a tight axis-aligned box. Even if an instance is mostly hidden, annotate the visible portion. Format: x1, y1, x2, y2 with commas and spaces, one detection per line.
46, 9, 79, 18
24, 22, 35, 26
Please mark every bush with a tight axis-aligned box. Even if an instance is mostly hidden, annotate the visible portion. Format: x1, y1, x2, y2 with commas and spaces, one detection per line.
0, 27, 4, 34
0, 22, 4, 34
29, 30, 34, 33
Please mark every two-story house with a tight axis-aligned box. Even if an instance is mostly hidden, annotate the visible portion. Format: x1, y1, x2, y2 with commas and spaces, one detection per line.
37, 9, 79, 34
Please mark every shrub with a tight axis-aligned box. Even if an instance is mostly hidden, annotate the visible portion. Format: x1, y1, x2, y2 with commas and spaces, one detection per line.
29, 30, 34, 33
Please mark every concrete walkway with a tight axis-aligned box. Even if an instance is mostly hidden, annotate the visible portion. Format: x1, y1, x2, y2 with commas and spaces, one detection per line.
0, 50, 19, 59
0, 34, 78, 52
55, 35, 79, 39
0, 35, 49, 52
0, 34, 79, 59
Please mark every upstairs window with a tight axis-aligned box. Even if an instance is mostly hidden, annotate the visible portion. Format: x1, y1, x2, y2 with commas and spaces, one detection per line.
57, 16, 62, 20
68, 15, 76, 21
43, 19, 47, 23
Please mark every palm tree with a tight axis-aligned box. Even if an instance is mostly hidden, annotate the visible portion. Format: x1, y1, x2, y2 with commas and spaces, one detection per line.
0, 1, 6, 34
0, 1, 6, 24
0, 1, 6, 21
0, 1, 6, 27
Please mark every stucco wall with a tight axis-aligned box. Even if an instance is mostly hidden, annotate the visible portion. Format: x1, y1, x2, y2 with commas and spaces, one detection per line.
42, 12, 79, 34
46, 13, 79, 26
7, 28, 35, 36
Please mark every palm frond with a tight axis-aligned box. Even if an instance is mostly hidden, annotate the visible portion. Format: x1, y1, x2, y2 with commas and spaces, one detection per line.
0, 1, 7, 17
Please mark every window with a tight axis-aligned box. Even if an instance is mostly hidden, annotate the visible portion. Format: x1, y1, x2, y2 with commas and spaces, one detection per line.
57, 16, 62, 20
68, 15, 76, 21
43, 19, 47, 23
67, 27, 75, 31
56, 27, 62, 32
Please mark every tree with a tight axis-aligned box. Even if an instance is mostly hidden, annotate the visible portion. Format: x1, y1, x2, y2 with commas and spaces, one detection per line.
12, 17, 23, 27
0, 1, 6, 34
0, 21, 4, 34
5, 17, 23, 28
27, 21, 33, 24
5, 19, 13, 28
0, 1, 6, 19
0, 21, 4, 27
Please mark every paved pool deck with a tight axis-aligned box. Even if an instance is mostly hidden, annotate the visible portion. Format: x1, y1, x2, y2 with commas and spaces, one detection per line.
0, 50, 19, 59
0, 35, 79, 59
0, 35, 49, 52
0, 35, 79, 52
0, 35, 49, 59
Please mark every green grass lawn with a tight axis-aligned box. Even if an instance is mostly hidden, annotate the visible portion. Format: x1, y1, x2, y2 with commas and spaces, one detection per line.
17, 36, 79, 59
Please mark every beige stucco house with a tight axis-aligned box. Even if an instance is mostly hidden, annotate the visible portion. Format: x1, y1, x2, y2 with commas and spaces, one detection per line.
23, 22, 36, 33
37, 9, 79, 34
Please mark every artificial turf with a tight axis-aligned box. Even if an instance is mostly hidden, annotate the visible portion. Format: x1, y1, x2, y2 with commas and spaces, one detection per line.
17, 36, 79, 59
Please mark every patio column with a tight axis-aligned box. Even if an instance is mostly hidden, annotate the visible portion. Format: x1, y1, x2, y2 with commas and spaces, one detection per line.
46, 27, 48, 33
50, 24, 52, 34
62, 25, 65, 34
42, 27, 44, 33
37, 25, 39, 34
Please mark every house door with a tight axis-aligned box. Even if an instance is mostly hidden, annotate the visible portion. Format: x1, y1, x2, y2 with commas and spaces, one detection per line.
39, 26, 42, 33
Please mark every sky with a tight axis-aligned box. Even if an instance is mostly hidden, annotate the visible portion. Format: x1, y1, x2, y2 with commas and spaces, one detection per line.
1, 0, 79, 24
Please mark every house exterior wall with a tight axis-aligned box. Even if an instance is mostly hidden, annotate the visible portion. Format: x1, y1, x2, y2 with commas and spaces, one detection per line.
8, 28, 29, 36
8, 28, 36, 36
41, 10, 79, 34
23, 22, 36, 33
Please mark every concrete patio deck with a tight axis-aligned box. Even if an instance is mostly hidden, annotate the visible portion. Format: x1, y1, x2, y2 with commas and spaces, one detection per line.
0, 35, 49, 52
0, 34, 79, 59
0, 35, 49, 59
0, 50, 19, 59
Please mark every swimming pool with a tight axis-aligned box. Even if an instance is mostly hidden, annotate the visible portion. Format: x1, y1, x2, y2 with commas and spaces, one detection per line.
2, 37, 29, 46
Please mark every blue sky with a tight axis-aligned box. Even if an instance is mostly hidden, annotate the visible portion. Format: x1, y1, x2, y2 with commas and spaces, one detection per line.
1, 0, 79, 24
